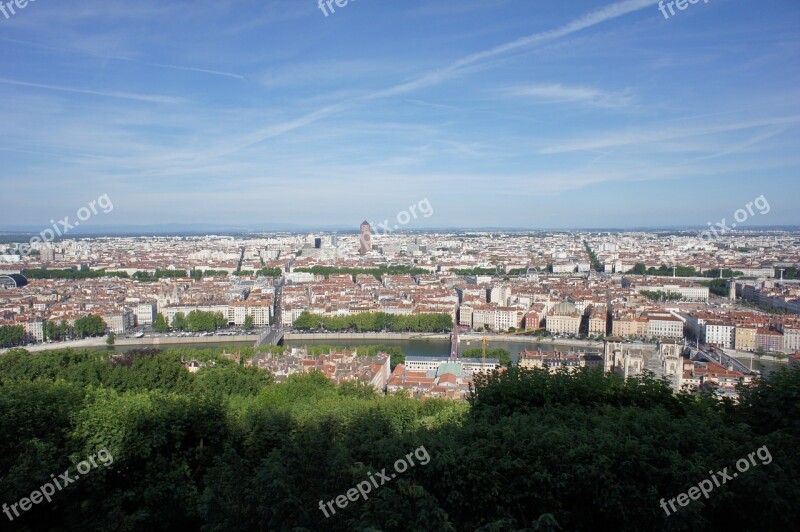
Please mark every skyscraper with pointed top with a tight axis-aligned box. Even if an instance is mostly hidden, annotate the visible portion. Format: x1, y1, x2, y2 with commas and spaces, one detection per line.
359, 220, 371, 255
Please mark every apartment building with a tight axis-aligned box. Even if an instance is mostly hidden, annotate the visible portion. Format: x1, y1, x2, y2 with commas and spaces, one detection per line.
404, 356, 498, 375
612, 314, 637, 337
779, 325, 800, 352
228, 301, 272, 326
755, 328, 784, 353
545, 311, 581, 335
586, 305, 608, 336
704, 321, 736, 349
518, 350, 603, 373
22, 319, 45, 342
635, 284, 709, 302
470, 304, 523, 332
645, 313, 683, 339
523, 304, 545, 330
104, 309, 136, 334
735, 326, 758, 351
136, 302, 157, 326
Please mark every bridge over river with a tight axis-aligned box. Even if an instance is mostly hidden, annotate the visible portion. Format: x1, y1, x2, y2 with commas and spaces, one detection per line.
689, 346, 752, 374
255, 327, 284, 347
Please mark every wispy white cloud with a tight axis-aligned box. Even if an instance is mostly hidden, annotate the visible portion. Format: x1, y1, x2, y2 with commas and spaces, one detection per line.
539, 115, 800, 154
0, 38, 246, 81
503, 83, 634, 108
118, 59, 246, 81
363, 0, 658, 100
0, 78, 186, 104
227, 0, 658, 152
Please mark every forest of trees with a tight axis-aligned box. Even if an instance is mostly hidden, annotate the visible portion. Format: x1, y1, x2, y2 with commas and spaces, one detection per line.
233, 268, 282, 277
450, 267, 499, 276
627, 264, 744, 278
700, 278, 731, 297
294, 265, 428, 281
72, 315, 108, 339
21, 268, 286, 283
167, 311, 228, 332
0, 347, 798, 530
0, 325, 25, 348
131, 270, 190, 282
44, 320, 73, 342
640, 290, 684, 302
292, 311, 453, 332
584, 241, 603, 271
21, 269, 129, 280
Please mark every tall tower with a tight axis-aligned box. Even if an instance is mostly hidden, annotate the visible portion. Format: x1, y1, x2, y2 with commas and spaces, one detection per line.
359, 221, 372, 255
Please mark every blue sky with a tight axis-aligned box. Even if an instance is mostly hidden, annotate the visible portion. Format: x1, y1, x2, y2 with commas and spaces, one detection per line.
0, 0, 798, 230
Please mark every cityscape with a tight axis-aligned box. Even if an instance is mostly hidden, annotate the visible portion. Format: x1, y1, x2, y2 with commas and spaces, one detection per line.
2, 225, 800, 403
2, 0, 800, 530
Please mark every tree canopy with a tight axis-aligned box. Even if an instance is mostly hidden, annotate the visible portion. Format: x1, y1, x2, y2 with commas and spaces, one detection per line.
0, 347, 798, 531
73, 315, 107, 338
293, 311, 453, 332
0, 325, 25, 348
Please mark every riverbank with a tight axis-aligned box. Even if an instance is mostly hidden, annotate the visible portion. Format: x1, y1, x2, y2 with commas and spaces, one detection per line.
723, 348, 788, 364
285, 332, 448, 341
1, 337, 109, 353
463, 334, 606, 349
2, 332, 612, 355
285, 332, 606, 349
0, 334, 259, 354
115, 335, 258, 346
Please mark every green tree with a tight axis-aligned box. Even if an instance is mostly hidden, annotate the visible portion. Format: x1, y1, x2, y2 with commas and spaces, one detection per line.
172, 312, 188, 331
629, 263, 647, 275
243, 315, 254, 331
0, 325, 25, 347
73, 315, 107, 339
45, 320, 58, 341
154, 313, 168, 333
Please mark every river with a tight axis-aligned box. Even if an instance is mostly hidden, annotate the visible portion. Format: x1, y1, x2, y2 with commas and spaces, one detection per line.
104, 337, 601, 362
47, 338, 787, 376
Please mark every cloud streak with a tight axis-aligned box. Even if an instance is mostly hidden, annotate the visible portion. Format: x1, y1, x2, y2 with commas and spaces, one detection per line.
539, 115, 800, 154
231, 0, 657, 152
504, 83, 634, 108
0, 78, 186, 104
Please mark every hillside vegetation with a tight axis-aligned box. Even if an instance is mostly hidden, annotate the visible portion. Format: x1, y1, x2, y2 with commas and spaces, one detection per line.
0, 348, 798, 531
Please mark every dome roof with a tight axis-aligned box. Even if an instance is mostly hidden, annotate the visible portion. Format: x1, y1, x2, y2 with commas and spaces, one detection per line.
0, 273, 28, 288
552, 301, 578, 315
